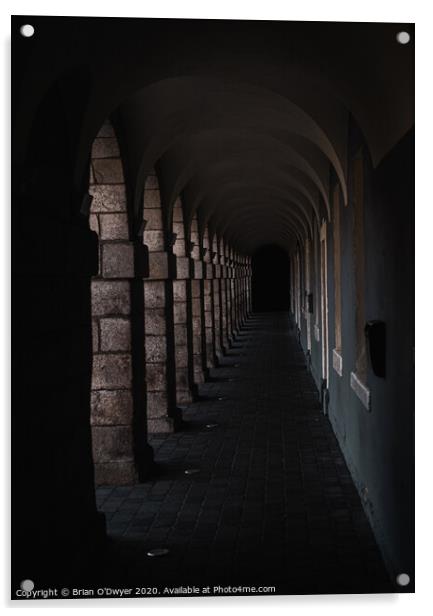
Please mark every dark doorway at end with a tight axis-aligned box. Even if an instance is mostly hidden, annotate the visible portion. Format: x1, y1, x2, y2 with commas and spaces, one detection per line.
252, 244, 291, 312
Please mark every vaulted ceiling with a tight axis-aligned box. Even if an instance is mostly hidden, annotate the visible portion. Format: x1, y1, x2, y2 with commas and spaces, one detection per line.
13, 17, 414, 254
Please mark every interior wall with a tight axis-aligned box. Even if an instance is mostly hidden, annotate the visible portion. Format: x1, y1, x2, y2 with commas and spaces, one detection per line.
296, 127, 414, 583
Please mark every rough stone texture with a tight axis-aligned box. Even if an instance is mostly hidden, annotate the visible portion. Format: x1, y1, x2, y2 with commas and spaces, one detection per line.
143, 230, 165, 252
147, 417, 174, 433
175, 257, 189, 279
143, 188, 162, 208
146, 363, 167, 392
145, 335, 167, 363
91, 137, 120, 158
89, 185, 127, 212
99, 213, 129, 241
92, 354, 132, 390
92, 425, 134, 462
91, 390, 133, 426
193, 260, 203, 279
147, 393, 170, 420
92, 319, 99, 353
142, 208, 163, 230
173, 323, 187, 345
93, 158, 124, 184
144, 281, 166, 309
100, 318, 131, 352
144, 308, 166, 335
91, 281, 130, 316
148, 251, 169, 279
94, 461, 138, 486
96, 314, 392, 594
102, 242, 135, 279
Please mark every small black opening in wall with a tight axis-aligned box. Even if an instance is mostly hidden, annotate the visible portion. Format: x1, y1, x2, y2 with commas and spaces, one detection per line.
251, 244, 290, 312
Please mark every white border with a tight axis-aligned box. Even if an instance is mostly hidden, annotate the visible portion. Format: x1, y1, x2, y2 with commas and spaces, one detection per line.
2, 2, 431, 615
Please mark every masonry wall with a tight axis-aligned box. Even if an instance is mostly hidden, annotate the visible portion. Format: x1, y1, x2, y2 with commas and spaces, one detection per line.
294, 129, 414, 582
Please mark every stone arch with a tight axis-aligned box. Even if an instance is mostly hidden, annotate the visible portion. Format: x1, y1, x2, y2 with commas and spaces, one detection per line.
89, 119, 137, 485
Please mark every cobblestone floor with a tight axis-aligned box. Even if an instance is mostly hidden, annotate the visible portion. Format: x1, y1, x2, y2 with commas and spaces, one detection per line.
95, 313, 393, 595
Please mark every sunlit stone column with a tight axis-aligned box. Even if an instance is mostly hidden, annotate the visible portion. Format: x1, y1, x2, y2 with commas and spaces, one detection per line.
142, 172, 179, 433
188, 213, 206, 389
172, 197, 193, 405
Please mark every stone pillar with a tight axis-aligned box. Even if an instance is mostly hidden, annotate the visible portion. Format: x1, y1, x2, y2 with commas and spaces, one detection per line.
188, 213, 206, 391
89, 121, 151, 485
219, 240, 229, 354
224, 242, 235, 346
142, 173, 180, 432
228, 247, 239, 340
211, 234, 223, 363
201, 226, 215, 375
172, 198, 193, 405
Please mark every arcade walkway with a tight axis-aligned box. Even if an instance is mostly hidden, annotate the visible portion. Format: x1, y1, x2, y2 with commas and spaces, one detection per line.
96, 313, 392, 595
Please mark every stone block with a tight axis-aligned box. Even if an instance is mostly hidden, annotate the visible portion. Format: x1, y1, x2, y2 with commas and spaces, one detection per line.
193, 260, 203, 279
100, 317, 131, 351
90, 185, 126, 212
92, 425, 134, 462
143, 189, 161, 209
93, 158, 124, 184
143, 230, 165, 251
92, 137, 120, 158
145, 335, 167, 363
173, 302, 186, 325
92, 319, 99, 352
94, 461, 138, 486
92, 354, 132, 389
175, 344, 188, 368
147, 416, 174, 434
142, 208, 162, 230
146, 363, 167, 391
91, 280, 130, 315
174, 323, 188, 344
91, 389, 133, 425
175, 257, 190, 279
145, 308, 166, 335
148, 251, 169, 279
102, 242, 134, 278
176, 366, 189, 389
99, 213, 129, 241
206, 263, 214, 278
172, 280, 186, 302
144, 280, 166, 308
146, 391, 168, 417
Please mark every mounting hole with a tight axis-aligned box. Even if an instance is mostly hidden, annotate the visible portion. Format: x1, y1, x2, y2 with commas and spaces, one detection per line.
396, 31, 410, 45
396, 573, 410, 586
20, 24, 35, 38
20, 579, 34, 592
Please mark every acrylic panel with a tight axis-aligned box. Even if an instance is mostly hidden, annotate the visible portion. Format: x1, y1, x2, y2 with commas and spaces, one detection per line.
11, 15, 414, 600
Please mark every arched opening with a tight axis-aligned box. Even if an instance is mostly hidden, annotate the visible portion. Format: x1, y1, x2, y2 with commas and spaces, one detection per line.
251, 245, 291, 312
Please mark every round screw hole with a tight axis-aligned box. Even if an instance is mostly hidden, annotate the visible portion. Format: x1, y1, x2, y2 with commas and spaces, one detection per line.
20, 579, 34, 592
396, 573, 410, 586
20, 24, 35, 38
396, 31, 410, 45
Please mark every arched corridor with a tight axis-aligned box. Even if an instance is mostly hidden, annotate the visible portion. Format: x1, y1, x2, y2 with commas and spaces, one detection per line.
12, 16, 414, 597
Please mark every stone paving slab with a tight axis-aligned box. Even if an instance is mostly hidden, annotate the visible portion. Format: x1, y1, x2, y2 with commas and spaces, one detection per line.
95, 313, 393, 595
